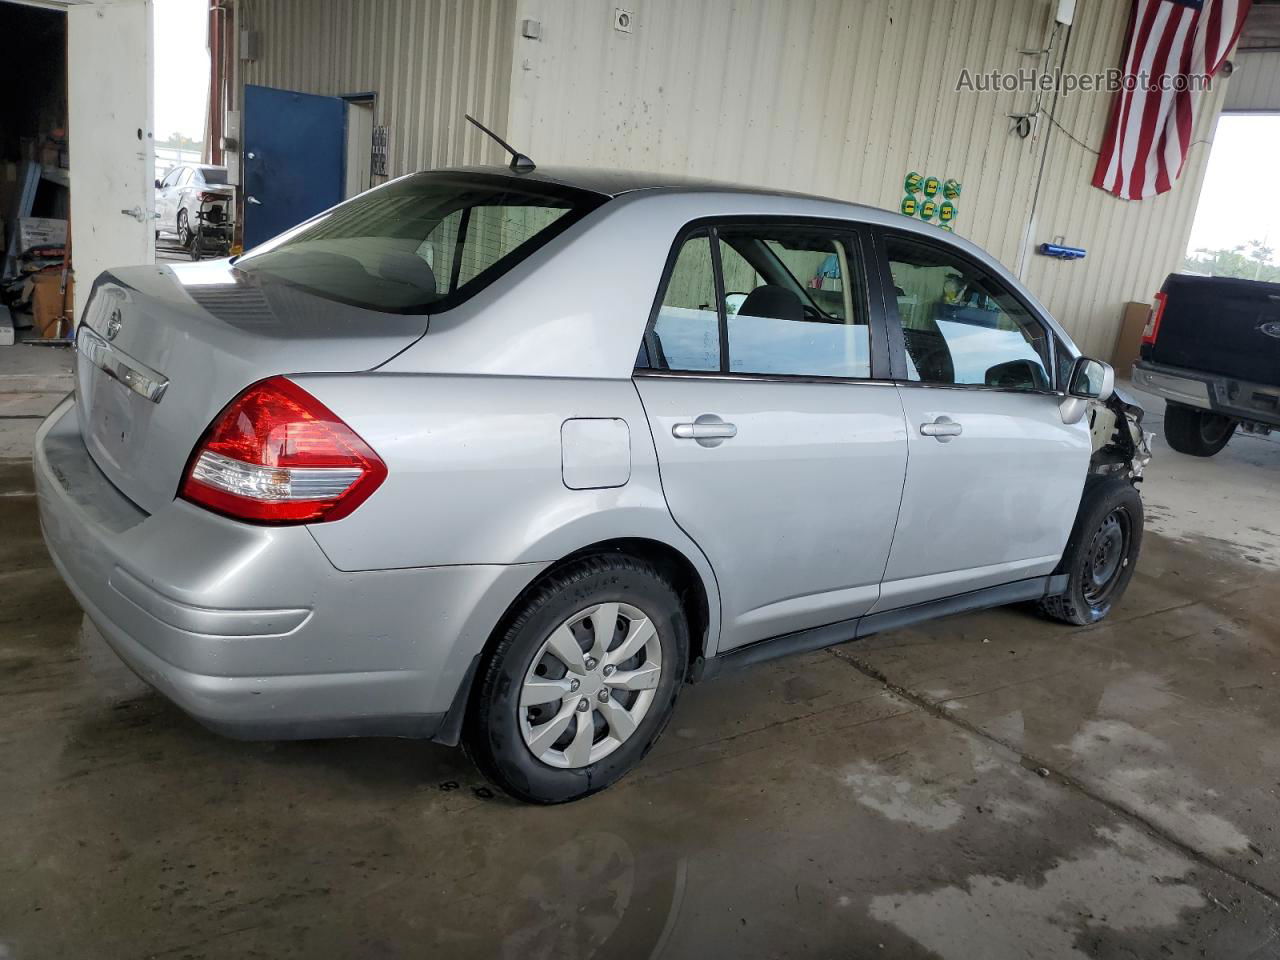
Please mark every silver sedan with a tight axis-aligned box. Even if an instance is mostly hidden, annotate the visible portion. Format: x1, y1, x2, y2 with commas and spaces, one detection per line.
36, 166, 1147, 803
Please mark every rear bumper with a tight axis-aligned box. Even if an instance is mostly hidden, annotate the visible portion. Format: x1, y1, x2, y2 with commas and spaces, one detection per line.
35, 398, 538, 740
1132, 360, 1280, 427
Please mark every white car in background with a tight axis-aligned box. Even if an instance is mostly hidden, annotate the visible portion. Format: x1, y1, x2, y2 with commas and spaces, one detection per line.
155, 164, 234, 247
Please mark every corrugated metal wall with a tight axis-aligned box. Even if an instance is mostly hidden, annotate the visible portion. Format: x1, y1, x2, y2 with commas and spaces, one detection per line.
1224, 51, 1280, 112
236, 0, 517, 175
505, 0, 1228, 358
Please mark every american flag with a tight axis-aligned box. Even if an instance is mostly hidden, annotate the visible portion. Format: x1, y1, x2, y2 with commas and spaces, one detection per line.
1093, 0, 1252, 200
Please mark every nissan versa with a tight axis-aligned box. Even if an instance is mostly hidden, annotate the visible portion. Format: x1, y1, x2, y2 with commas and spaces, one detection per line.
36, 163, 1150, 803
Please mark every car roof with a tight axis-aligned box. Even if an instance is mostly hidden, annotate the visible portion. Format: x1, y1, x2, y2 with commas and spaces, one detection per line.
438, 164, 853, 204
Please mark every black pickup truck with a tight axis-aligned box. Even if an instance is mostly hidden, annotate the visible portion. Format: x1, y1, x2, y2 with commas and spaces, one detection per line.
1132, 272, 1280, 457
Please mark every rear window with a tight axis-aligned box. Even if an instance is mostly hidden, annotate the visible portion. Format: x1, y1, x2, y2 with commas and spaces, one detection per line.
234, 173, 604, 312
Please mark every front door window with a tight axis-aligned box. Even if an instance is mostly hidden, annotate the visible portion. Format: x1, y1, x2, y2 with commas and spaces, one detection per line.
886, 235, 1052, 391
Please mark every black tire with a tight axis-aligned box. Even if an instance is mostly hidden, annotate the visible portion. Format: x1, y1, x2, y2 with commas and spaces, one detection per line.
177, 209, 192, 247
190, 226, 203, 262
1164, 402, 1234, 457
1040, 477, 1143, 626
465, 554, 688, 804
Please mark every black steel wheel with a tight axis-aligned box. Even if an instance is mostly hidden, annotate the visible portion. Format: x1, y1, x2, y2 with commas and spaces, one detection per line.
1080, 507, 1131, 608
1041, 477, 1144, 626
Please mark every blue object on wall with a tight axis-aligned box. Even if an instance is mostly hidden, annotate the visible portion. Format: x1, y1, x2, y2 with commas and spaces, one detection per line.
1038, 242, 1087, 260
242, 84, 347, 249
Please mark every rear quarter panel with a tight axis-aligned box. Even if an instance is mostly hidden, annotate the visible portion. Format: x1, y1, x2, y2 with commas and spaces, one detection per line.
297, 374, 718, 615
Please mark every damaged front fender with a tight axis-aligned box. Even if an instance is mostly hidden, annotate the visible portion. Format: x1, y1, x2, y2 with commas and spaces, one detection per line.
1088, 385, 1151, 482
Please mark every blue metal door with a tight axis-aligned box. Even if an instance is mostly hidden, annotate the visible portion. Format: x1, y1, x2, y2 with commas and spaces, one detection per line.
242, 84, 347, 249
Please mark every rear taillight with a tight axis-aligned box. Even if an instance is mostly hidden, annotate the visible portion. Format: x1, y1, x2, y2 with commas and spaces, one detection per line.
180, 377, 386, 524
198, 191, 222, 202
1142, 291, 1167, 345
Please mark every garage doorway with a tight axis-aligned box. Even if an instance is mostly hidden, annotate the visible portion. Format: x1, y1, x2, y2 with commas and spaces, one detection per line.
343, 94, 375, 200
1, 0, 154, 336
1184, 114, 1280, 282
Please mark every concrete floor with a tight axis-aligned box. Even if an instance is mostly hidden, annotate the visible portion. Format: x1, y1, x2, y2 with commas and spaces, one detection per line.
1, 386, 1278, 959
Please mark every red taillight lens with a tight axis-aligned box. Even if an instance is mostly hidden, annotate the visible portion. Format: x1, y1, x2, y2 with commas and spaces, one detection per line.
180, 377, 386, 524
198, 191, 222, 202
1142, 291, 1167, 345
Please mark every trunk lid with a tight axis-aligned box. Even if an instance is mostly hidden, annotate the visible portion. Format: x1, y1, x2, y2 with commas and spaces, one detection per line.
1150, 273, 1280, 387
75, 259, 426, 515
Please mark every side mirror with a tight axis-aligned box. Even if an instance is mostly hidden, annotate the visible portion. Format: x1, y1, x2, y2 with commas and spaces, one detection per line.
155, 179, 162, 188
1069, 356, 1114, 401
1059, 356, 1114, 424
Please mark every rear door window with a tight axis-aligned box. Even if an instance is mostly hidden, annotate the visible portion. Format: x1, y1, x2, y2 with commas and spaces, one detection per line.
643, 222, 871, 379
234, 173, 605, 313
719, 226, 869, 378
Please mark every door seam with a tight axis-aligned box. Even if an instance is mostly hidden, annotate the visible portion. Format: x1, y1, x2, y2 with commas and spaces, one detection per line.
629, 378, 726, 657
870, 382, 914, 611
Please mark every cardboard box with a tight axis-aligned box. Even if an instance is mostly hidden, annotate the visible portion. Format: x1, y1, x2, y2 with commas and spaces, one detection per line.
31, 271, 72, 339
1110, 301, 1151, 376
17, 217, 67, 255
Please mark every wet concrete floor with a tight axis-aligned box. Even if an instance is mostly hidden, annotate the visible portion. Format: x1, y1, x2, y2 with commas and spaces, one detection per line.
2, 415, 1280, 959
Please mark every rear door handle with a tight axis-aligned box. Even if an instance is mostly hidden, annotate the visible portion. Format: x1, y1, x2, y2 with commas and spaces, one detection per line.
673, 415, 737, 447
920, 416, 963, 442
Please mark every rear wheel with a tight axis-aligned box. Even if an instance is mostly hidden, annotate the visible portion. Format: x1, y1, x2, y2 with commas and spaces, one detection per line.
465, 555, 688, 804
1041, 477, 1143, 625
1164, 402, 1234, 457
176, 209, 192, 247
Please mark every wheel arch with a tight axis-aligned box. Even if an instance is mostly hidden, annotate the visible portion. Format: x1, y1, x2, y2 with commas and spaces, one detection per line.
434, 535, 719, 746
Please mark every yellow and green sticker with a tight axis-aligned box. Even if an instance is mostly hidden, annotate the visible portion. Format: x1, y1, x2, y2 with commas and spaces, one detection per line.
904, 171, 923, 195
919, 198, 937, 220
923, 176, 940, 198
939, 200, 956, 224
901, 195, 919, 217
943, 178, 962, 200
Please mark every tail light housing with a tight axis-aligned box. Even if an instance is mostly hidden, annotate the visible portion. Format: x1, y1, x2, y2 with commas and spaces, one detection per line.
197, 191, 223, 202
1142, 291, 1167, 346
180, 377, 386, 524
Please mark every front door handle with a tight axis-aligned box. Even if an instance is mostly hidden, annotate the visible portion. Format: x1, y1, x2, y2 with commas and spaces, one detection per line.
673, 415, 737, 447
920, 416, 963, 442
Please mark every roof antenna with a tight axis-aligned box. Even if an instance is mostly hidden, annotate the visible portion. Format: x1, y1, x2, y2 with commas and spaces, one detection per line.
464, 114, 536, 173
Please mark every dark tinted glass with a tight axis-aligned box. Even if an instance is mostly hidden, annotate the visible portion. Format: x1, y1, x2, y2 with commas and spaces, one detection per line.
235, 173, 604, 312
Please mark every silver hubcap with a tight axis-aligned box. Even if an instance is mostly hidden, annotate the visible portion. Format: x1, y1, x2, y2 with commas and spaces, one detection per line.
519, 602, 662, 769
